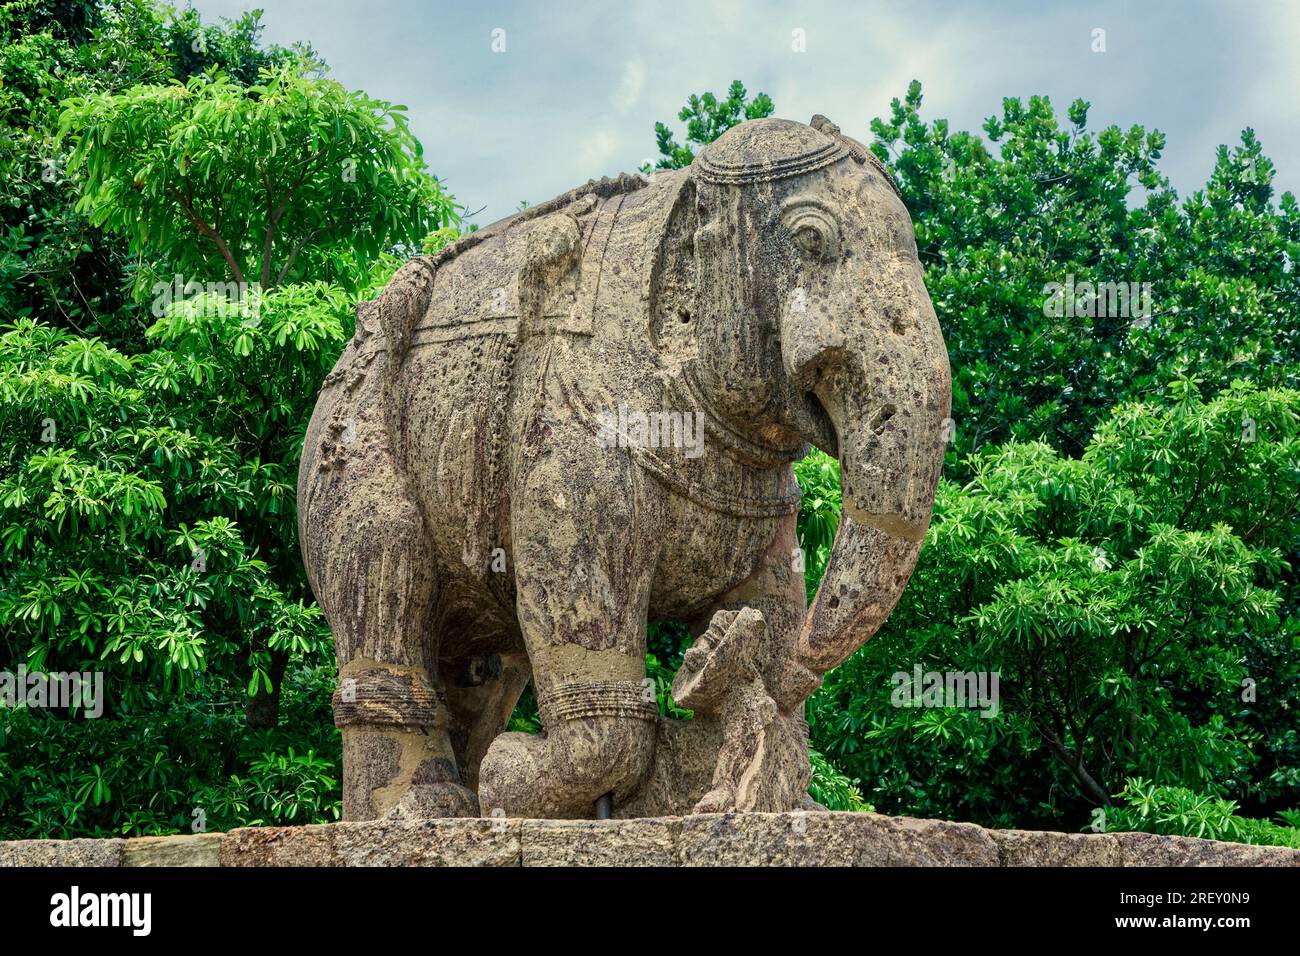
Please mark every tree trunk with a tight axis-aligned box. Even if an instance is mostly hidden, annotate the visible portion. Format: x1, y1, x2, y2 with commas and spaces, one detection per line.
247, 648, 290, 729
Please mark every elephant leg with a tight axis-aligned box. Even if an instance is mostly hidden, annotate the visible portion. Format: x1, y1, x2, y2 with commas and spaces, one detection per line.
477, 432, 660, 818
309, 458, 477, 821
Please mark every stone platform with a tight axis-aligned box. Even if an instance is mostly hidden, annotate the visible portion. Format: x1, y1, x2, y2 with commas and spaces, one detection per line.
3, 812, 1296, 867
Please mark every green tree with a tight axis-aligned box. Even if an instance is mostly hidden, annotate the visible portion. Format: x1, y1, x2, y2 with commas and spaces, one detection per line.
0, 1, 307, 344
57, 58, 456, 295
809, 380, 1300, 830
43, 32, 458, 727
870, 81, 1300, 459
1, 0, 459, 839
649, 80, 774, 170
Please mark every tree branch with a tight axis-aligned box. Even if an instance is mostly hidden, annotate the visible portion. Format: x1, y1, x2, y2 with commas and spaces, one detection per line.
260, 147, 324, 289
1042, 723, 1112, 806
167, 182, 245, 287
273, 225, 325, 288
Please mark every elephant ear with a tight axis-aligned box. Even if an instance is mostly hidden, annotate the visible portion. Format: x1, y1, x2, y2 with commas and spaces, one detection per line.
647, 172, 701, 354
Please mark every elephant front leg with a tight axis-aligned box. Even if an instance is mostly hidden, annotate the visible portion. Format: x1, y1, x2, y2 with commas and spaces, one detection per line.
477, 427, 661, 818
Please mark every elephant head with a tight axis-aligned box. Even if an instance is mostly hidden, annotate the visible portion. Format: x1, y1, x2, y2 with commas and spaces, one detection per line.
664, 115, 951, 677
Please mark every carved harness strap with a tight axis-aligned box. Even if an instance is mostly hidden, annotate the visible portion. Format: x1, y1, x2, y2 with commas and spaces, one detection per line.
536, 679, 659, 726
558, 374, 803, 519
331, 663, 447, 731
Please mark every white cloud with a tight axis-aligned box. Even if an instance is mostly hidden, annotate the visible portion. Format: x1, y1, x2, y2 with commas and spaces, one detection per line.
614, 60, 646, 114
580, 130, 621, 172
191, 0, 1299, 218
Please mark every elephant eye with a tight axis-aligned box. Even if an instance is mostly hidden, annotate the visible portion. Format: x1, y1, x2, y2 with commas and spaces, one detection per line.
795, 224, 827, 259
784, 204, 840, 262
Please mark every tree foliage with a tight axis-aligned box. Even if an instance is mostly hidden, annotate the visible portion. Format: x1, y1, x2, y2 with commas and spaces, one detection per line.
1, 0, 457, 837
58, 59, 457, 293
870, 80, 1300, 459
809, 382, 1300, 832
649, 80, 774, 170
1, 19, 1295, 845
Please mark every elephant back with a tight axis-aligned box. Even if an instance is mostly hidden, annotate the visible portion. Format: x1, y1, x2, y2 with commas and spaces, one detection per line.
407, 174, 651, 346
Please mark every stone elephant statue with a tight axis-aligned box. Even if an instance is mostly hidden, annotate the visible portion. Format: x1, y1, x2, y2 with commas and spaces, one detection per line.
297, 114, 951, 820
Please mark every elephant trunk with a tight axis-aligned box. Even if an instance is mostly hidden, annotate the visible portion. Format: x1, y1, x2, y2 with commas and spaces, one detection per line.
786, 297, 951, 675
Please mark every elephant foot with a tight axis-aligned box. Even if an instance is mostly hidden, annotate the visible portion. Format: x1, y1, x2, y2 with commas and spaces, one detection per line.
692, 785, 825, 815
386, 781, 479, 820
477, 731, 544, 817
333, 663, 475, 821
692, 785, 737, 814
798, 793, 830, 813
479, 710, 657, 818
339, 723, 471, 821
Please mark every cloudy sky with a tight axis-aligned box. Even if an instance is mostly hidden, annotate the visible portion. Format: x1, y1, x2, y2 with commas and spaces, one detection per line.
192, 0, 1300, 226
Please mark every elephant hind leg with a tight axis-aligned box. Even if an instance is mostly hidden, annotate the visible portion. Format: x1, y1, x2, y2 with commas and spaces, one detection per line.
334, 665, 478, 821
303, 450, 475, 820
